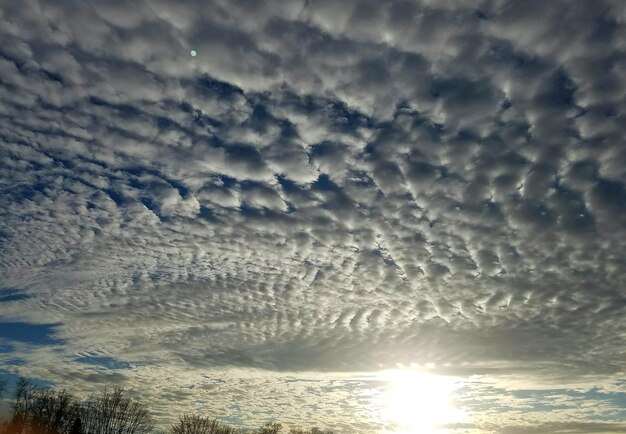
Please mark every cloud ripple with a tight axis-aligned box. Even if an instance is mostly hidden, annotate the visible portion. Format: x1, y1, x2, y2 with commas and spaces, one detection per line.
1, 0, 625, 431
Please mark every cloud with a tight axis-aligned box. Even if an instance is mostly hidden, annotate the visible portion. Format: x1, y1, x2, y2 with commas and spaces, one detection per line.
1, 0, 625, 431
498, 422, 626, 434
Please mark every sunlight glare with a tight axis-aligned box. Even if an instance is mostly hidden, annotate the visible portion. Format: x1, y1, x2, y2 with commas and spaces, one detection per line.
381, 369, 467, 434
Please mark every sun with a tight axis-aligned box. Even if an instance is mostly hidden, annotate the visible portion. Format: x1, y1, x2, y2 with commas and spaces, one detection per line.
380, 369, 468, 434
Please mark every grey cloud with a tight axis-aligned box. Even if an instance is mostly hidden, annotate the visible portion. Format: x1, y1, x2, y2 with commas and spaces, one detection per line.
1, 0, 626, 432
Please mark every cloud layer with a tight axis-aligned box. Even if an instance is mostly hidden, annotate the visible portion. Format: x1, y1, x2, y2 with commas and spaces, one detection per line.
1, 0, 625, 432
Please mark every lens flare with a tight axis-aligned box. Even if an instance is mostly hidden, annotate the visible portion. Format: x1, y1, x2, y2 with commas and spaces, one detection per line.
380, 370, 468, 434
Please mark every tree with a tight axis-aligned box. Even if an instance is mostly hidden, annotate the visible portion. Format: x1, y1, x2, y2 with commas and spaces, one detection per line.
169, 415, 239, 434
82, 387, 154, 434
258, 422, 282, 434
27, 388, 82, 434
2, 376, 82, 434
70, 417, 84, 434
289, 429, 334, 434
6, 377, 37, 434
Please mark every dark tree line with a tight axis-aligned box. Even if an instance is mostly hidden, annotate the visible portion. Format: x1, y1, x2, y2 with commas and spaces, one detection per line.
1, 377, 153, 434
0, 377, 334, 434
168, 417, 333, 434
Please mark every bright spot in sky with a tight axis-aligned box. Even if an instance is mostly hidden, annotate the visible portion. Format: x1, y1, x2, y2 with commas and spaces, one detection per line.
380, 370, 468, 434
190, 49, 197, 57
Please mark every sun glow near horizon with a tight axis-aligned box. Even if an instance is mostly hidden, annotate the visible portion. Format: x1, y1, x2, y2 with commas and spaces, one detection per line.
379, 369, 468, 434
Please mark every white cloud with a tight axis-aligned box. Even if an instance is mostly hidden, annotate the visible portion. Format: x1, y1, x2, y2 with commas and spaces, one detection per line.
1, 0, 625, 432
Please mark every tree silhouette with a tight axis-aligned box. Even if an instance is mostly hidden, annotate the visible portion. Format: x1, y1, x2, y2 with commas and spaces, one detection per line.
2, 377, 81, 434
170, 415, 240, 434
82, 387, 154, 434
6, 377, 37, 434
258, 423, 282, 434
28, 388, 82, 434
288, 429, 334, 434
70, 418, 84, 434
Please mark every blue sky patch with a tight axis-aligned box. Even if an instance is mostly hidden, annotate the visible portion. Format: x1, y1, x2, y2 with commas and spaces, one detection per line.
0, 322, 63, 346
0, 288, 31, 303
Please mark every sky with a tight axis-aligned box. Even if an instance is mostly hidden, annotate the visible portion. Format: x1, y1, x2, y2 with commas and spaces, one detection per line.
0, 0, 625, 433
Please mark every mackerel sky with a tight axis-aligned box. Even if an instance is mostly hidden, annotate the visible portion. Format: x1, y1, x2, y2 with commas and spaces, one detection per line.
1, 1, 625, 433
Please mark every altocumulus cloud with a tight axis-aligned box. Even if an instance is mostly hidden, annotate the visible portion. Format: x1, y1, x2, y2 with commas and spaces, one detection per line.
0, 0, 626, 432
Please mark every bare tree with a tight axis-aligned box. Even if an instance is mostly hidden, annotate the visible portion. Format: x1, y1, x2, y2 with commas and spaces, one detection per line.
70, 417, 84, 434
289, 429, 334, 434
258, 422, 282, 434
6, 377, 37, 434
2, 376, 83, 434
28, 388, 82, 434
82, 387, 154, 434
170, 415, 239, 434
